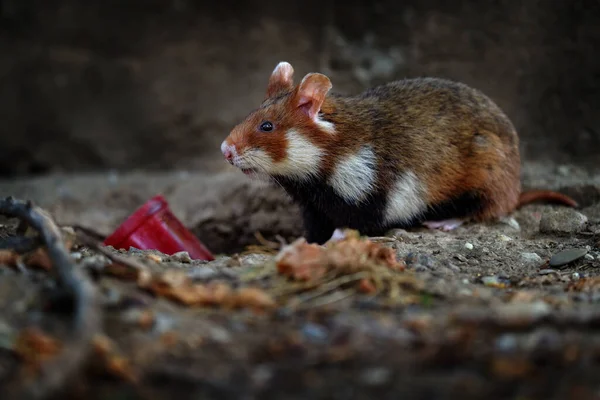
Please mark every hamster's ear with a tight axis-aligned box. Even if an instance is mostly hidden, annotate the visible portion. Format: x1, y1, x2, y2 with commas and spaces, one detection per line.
295, 73, 332, 120
266, 62, 295, 98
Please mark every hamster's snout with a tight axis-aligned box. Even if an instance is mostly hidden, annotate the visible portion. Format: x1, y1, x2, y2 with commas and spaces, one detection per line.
221, 141, 236, 164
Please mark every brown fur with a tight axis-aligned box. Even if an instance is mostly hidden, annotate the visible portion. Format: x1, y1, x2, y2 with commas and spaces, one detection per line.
223, 62, 576, 228
318, 79, 523, 222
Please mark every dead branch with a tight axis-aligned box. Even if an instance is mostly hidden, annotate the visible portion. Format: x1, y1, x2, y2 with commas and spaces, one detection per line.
0, 196, 101, 400
74, 229, 150, 275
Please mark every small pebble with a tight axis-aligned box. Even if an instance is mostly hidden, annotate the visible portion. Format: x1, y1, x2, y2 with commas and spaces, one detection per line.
187, 267, 219, 280
169, 251, 192, 263
464, 242, 474, 250
360, 367, 391, 386
447, 263, 461, 272
521, 252, 543, 267
500, 217, 521, 231
405, 252, 436, 269
539, 209, 588, 235
549, 248, 588, 268
252, 365, 273, 387
495, 334, 518, 353
301, 323, 329, 344
557, 165, 570, 176
482, 276, 501, 287
525, 328, 562, 352
145, 253, 163, 263
498, 234, 513, 242
572, 272, 580, 280
584, 253, 595, 261
454, 254, 468, 262
538, 269, 559, 276
494, 301, 551, 325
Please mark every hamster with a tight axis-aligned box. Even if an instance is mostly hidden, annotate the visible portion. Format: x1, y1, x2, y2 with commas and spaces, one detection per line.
221, 61, 578, 244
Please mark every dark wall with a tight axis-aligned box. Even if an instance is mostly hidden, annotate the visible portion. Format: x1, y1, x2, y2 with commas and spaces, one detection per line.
1, 0, 598, 177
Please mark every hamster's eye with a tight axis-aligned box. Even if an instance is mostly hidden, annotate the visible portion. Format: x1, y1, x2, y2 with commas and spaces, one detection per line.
259, 121, 274, 132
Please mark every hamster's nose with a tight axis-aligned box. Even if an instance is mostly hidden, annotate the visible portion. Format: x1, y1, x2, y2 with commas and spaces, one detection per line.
221, 141, 235, 164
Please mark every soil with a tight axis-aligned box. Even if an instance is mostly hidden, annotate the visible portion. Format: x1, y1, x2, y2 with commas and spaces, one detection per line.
0, 160, 600, 399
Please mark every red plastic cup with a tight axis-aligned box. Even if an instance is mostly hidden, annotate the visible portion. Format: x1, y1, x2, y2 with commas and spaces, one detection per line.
103, 194, 214, 261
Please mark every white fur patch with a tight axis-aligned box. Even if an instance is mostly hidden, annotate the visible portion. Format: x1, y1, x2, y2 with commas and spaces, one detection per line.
328, 145, 377, 203
384, 171, 427, 224
315, 115, 336, 134
240, 129, 323, 179
277, 129, 324, 179
240, 148, 275, 171
233, 130, 323, 179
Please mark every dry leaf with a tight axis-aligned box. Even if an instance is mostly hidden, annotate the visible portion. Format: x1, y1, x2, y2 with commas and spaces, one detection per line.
567, 276, 600, 292
358, 278, 377, 294
14, 328, 62, 368
275, 235, 405, 285
23, 236, 74, 271
276, 239, 328, 281
92, 335, 136, 382
25, 248, 53, 270
141, 270, 275, 310
0, 249, 19, 266
234, 287, 276, 310
104, 262, 142, 281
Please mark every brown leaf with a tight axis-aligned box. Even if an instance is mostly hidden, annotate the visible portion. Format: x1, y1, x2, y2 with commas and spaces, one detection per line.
92, 335, 136, 382
0, 249, 19, 266
141, 269, 274, 310
234, 287, 276, 310
276, 239, 328, 281
104, 262, 142, 281
490, 356, 533, 378
23, 236, 75, 271
138, 309, 155, 330
275, 235, 405, 286
14, 327, 62, 368
25, 248, 53, 270
567, 276, 600, 292
358, 278, 377, 294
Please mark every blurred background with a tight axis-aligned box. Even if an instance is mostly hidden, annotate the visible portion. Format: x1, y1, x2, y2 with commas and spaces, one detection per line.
0, 0, 599, 253
1, 0, 599, 177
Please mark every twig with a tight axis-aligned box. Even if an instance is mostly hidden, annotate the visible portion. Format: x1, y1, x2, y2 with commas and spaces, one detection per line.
74, 229, 150, 275
0, 197, 100, 400
69, 224, 106, 241
295, 288, 356, 311
294, 271, 369, 304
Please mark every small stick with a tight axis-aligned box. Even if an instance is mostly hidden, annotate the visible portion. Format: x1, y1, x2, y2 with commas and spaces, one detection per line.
75, 229, 150, 275
0, 197, 101, 400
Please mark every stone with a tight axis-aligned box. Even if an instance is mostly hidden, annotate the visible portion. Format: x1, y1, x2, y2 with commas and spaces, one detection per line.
405, 252, 436, 269
520, 252, 543, 267
539, 209, 588, 235
168, 251, 192, 263
549, 248, 588, 267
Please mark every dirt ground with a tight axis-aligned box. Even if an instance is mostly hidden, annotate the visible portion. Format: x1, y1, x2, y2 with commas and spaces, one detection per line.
1, 160, 600, 399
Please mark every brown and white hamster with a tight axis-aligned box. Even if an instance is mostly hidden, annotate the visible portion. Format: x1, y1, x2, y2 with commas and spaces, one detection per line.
221, 61, 577, 244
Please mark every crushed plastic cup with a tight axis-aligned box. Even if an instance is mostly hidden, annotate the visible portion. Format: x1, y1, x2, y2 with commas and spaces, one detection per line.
103, 194, 214, 261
